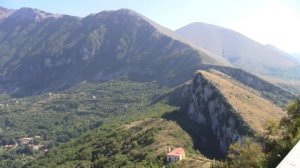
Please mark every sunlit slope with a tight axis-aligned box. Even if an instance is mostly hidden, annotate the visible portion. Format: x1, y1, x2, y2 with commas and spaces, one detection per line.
25, 116, 213, 167
199, 70, 286, 133
177, 22, 300, 93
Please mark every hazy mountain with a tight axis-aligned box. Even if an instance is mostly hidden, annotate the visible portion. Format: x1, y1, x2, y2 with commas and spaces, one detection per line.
176, 22, 300, 77
292, 53, 300, 62
0, 7, 219, 96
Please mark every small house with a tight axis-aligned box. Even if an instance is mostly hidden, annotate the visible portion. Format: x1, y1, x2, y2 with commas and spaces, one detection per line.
167, 147, 185, 162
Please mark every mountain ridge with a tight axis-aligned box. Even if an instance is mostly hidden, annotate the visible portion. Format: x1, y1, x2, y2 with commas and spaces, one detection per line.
176, 22, 300, 76
187, 69, 286, 154
0, 7, 221, 96
0, 6, 14, 21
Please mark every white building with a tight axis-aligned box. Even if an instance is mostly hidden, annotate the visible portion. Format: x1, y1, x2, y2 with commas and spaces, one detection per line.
166, 147, 185, 162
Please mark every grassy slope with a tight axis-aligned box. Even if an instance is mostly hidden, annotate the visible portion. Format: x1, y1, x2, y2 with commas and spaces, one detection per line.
200, 70, 286, 133
25, 105, 212, 168
123, 118, 212, 168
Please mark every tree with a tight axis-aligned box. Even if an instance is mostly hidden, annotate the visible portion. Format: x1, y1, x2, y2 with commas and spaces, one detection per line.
264, 99, 300, 167
17, 146, 33, 155
287, 99, 300, 118
227, 138, 265, 168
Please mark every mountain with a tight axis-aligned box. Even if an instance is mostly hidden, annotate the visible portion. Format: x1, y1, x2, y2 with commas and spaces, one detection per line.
0, 7, 219, 96
0, 7, 297, 167
0, 7, 14, 22
265, 44, 299, 63
187, 69, 286, 154
176, 22, 300, 80
292, 53, 300, 62
20, 67, 293, 167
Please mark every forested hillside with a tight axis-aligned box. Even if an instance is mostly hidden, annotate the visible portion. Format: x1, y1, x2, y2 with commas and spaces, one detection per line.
0, 6, 298, 168
0, 7, 216, 96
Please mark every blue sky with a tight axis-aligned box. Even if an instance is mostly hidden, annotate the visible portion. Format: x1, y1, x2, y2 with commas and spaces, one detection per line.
1, 0, 300, 53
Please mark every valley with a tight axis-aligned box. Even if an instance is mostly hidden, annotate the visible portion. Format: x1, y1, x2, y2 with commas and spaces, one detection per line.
0, 5, 299, 168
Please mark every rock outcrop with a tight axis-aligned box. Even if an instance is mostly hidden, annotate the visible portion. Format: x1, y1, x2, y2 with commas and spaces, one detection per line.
188, 71, 252, 154
186, 69, 290, 154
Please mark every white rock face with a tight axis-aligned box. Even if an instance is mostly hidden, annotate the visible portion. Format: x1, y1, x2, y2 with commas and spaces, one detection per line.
188, 72, 251, 154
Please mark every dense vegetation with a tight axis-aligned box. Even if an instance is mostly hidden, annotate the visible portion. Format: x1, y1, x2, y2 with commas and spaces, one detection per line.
264, 99, 300, 167
0, 80, 168, 143
0, 78, 297, 168
24, 118, 172, 167
25, 121, 166, 168
23, 106, 214, 168
22, 97, 300, 168
0, 77, 217, 168
0, 80, 175, 167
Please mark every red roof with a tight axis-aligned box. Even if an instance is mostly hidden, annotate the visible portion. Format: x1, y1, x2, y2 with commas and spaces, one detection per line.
167, 147, 185, 156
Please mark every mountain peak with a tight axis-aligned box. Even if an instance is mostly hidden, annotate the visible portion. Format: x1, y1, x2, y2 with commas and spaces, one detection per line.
184, 22, 230, 31
0, 6, 8, 11
90, 8, 142, 20
8, 7, 62, 22
0, 6, 14, 21
115, 8, 139, 14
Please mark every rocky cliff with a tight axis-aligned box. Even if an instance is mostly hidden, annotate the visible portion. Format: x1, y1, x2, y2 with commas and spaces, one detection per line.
187, 70, 287, 154
188, 71, 252, 154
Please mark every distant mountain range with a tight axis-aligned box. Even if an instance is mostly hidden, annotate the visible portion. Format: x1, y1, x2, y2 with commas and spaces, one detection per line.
176, 22, 300, 80
0, 7, 220, 96
0, 7, 298, 95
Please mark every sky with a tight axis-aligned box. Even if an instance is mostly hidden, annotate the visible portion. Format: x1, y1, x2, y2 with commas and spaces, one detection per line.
1, 0, 300, 53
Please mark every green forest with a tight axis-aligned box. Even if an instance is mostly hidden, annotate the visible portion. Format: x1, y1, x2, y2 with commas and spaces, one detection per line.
0, 80, 178, 167
0, 78, 299, 167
